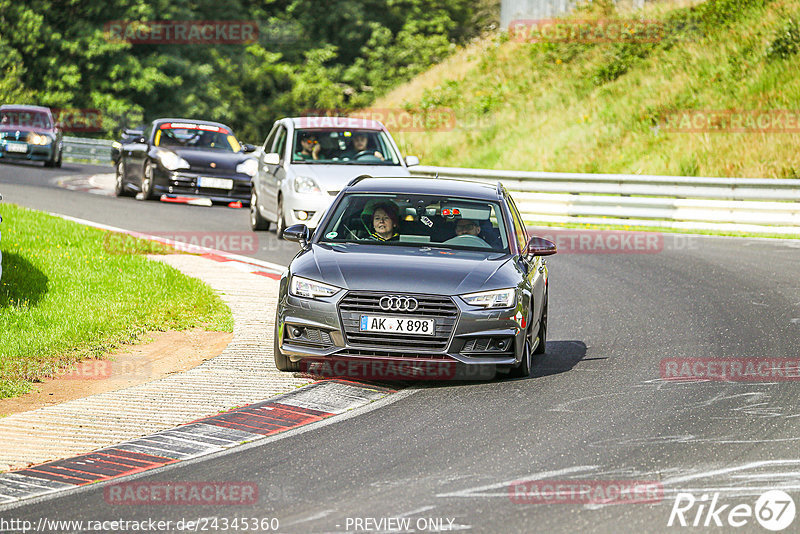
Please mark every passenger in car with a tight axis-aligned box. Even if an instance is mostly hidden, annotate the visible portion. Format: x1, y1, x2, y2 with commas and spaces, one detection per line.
455, 219, 482, 237
342, 133, 384, 161
368, 203, 400, 242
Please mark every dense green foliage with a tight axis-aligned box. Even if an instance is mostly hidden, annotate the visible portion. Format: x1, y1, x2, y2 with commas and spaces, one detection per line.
0, 0, 498, 141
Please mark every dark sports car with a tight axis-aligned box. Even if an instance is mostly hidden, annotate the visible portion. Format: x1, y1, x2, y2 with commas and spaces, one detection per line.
275, 176, 557, 380
114, 118, 257, 203
0, 105, 63, 167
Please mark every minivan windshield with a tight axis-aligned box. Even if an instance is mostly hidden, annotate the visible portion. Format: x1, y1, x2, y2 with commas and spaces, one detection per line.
318, 193, 510, 253
292, 129, 401, 165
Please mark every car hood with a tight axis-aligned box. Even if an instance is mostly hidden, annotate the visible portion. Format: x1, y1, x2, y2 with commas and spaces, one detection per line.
0, 126, 55, 136
169, 148, 251, 173
293, 164, 409, 192
291, 243, 518, 295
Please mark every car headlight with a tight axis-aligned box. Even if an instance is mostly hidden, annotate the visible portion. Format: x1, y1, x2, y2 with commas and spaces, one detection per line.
157, 150, 190, 171
294, 175, 321, 194
290, 275, 341, 299
236, 158, 258, 177
28, 133, 51, 145
461, 288, 516, 309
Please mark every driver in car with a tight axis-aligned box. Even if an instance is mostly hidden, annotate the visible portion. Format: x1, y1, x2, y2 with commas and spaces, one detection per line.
368, 203, 400, 242
296, 132, 322, 160
344, 132, 384, 161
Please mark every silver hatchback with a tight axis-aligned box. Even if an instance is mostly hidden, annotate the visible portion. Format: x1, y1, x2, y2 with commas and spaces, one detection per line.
250, 117, 419, 237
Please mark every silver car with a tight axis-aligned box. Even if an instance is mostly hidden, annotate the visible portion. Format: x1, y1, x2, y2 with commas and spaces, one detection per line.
249, 117, 419, 237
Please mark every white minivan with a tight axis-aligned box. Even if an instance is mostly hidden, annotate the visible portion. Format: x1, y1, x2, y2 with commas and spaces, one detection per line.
250, 117, 419, 237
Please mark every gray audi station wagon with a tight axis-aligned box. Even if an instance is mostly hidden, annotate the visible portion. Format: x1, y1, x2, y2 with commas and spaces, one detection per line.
275, 176, 557, 380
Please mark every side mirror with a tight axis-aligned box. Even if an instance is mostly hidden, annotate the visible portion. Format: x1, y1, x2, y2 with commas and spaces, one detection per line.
283, 224, 310, 247
526, 236, 557, 257
242, 144, 257, 153
405, 155, 420, 167
263, 152, 280, 165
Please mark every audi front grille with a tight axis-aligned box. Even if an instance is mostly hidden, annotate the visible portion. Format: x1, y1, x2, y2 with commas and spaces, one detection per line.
338, 291, 459, 351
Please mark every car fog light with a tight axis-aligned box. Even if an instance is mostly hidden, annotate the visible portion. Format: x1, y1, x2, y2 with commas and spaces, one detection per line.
295, 210, 309, 221
290, 326, 304, 338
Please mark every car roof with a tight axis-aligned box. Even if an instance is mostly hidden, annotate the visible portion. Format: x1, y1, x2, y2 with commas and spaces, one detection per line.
289, 117, 385, 131
0, 105, 52, 113
152, 118, 233, 130
346, 177, 501, 200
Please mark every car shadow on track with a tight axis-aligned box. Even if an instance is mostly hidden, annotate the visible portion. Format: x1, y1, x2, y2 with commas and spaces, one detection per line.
531, 340, 588, 378
0, 253, 49, 308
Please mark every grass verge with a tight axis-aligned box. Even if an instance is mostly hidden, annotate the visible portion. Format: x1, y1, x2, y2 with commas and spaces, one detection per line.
377, 0, 800, 178
0, 203, 233, 399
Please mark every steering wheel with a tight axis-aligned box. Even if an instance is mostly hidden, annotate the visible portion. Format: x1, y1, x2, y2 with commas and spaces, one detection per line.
353, 150, 373, 159
442, 234, 491, 248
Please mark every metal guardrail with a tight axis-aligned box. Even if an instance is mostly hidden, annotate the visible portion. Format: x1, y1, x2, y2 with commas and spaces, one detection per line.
63, 136, 113, 165
411, 165, 800, 235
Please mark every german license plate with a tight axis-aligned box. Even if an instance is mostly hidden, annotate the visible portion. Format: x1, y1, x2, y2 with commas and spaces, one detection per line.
5, 142, 27, 153
197, 177, 233, 190
360, 315, 435, 336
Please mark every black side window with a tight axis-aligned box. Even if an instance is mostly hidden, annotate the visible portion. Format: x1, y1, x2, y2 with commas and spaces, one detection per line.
262, 125, 278, 153
507, 195, 529, 253
274, 126, 287, 159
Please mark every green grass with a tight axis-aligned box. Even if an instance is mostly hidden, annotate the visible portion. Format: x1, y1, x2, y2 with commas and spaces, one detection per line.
0, 203, 233, 399
377, 0, 800, 178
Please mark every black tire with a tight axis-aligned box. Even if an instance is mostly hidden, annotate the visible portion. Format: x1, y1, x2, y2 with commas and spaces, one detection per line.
273, 312, 300, 372
138, 160, 155, 200
533, 296, 548, 355
276, 195, 287, 239
509, 325, 533, 378
55, 147, 62, 168
250, 190, 270, 231
115, 160, 133, 197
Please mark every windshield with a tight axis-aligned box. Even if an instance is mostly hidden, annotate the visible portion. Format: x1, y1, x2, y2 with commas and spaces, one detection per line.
154, 122, 241, 152
318, 193, 510, 253
292, 129, 400, 165
0, 110, 52, 129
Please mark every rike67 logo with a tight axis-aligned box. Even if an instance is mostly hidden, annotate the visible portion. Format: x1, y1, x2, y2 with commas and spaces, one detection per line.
668, 490, 796, 531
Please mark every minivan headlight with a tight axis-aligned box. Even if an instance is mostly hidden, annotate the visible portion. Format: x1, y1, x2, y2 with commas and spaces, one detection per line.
294, 175, 321, 194
460, 288, 516, 309
290, 275, 341, 299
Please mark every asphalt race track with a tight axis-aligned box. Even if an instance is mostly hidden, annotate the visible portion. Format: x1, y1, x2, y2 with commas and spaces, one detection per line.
2, 161, 800, 532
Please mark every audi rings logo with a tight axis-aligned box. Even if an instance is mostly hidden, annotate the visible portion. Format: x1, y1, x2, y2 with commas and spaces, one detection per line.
379, 295, 419, 312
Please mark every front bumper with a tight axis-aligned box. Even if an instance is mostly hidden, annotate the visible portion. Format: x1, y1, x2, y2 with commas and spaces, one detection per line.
283, 191, 338, 230
0, 141, 54, 162
152, 167, 252, 204
276, 288, 526, 379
